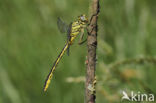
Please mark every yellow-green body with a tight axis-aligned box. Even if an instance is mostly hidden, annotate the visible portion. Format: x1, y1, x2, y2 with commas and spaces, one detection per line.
43, 15, 88, 92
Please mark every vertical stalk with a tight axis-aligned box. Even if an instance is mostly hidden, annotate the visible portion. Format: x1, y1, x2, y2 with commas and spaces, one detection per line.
85, 0, 99, 103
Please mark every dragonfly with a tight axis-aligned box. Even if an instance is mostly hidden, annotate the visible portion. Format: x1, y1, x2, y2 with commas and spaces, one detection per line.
43, 14, 88, 92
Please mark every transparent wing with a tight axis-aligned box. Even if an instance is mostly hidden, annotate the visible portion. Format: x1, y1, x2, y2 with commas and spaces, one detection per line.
57, 17, 69, 33
66, 23, 72, 56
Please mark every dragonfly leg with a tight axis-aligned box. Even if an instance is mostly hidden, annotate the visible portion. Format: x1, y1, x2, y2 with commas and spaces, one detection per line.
78, 39, 87, 45
78, 29, 87, 45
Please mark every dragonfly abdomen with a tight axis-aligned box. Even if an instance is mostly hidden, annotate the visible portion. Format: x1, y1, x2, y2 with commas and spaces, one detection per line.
43, 43, 69, 92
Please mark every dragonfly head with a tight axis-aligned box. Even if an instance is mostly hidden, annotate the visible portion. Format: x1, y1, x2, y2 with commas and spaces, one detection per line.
78, 14, 88, 24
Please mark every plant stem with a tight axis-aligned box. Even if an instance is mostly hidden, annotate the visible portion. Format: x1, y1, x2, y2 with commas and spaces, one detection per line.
85, 0, 99, 103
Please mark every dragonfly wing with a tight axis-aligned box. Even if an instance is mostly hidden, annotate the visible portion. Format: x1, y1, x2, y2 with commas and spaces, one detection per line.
66, 23, 72, 56
57, 17, 69, 33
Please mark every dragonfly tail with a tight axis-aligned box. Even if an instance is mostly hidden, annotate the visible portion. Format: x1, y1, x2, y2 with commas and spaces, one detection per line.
43, 43, 69, 92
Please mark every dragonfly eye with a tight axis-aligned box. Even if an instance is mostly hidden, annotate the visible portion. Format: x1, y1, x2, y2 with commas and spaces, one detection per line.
79, 15, 88, 23
80, 16, 85, 21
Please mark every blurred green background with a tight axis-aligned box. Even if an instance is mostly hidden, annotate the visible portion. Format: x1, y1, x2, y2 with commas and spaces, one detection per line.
0, 0, 156, 103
